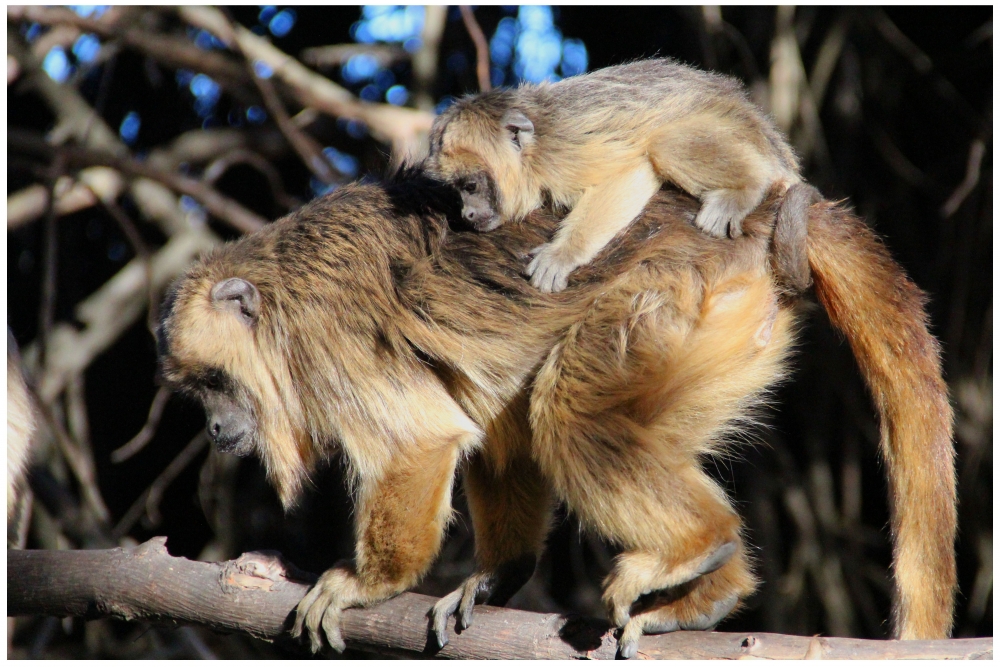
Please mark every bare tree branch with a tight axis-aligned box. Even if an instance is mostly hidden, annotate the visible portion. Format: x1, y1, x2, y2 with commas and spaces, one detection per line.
301, 43, 409, 69
111, 387, 172, 464
411, 5, 447, 112
940, 138, 988, 218
24, 383, 111, 526
178, 6, 434, 159
26, 229, 217, 404
8, 30, 194, 237
8, 129, 285, 230
10, 131, 268, 234
7, 5, 250, 90
871, 9, 986, 133
809, 14, 851, 107
112, 433, 209, 538
8, 542, 992, 659
460, 6, 492, 92
203, 149, 301, 212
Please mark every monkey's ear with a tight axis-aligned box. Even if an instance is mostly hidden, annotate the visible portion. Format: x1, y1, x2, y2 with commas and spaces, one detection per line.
211, 277, 260, 326
502, 110, 534, 150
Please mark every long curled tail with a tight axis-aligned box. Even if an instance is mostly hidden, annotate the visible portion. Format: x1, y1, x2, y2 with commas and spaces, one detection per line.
806, 203, 956, 639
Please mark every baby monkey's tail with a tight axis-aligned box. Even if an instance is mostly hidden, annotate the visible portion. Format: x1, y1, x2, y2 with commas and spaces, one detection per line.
805, 200, 956, 639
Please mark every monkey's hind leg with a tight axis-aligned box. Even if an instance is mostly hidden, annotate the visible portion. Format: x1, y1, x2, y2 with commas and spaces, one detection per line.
431, 442, 553, 647
531, 263, 792, 657
648, 119, 785, 239
525, 161, 661, 293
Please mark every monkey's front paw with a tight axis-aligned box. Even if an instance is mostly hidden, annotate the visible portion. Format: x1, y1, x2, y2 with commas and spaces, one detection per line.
430, 555, 536, 648
292, 567, 352, 654
431, 574, 488, 648
525, 243, 582, 293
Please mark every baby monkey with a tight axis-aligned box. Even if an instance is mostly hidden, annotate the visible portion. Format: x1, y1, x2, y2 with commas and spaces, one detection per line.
426, 58, 802, 292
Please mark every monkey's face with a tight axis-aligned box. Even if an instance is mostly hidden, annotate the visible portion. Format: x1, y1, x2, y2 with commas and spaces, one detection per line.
425, 134, 502, 230
158, 273, 315, 507
197, 371, 257, 457
427, 103, 537, 227
159, 278, 263, 457
454, 170, 501, 231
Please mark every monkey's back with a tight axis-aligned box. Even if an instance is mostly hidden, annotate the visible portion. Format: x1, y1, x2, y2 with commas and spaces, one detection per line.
183, 174, 786, 450
528, 58, 798, 173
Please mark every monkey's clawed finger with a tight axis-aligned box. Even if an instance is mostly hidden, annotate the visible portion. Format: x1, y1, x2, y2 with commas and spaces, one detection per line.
618, 612, 678, 660
430, 572, 494, 648
431, 589, 464, 648
456, 581, 480, 630
320, 606, 346, 653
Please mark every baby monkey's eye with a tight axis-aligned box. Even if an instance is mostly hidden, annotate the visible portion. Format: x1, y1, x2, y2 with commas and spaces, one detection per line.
462, 181, 478, 194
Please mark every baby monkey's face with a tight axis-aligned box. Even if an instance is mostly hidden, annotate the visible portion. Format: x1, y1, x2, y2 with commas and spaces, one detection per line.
453, 170, 501, 232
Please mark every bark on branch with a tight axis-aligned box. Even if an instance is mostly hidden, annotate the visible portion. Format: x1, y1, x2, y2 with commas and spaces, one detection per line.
8, 540, 992, 660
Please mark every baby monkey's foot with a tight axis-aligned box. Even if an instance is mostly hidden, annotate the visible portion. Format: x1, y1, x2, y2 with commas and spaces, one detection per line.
430, 554, 536, 648
694, 187, 767, 239
525, 242, 587, 293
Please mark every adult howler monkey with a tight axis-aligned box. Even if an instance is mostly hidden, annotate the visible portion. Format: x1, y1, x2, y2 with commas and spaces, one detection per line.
157, 175, 955, 655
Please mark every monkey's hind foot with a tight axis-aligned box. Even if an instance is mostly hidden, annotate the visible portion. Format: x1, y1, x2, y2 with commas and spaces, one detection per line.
694, 187, 767, 239
430, 555, 537, 648
617, 593, 739, 659
602, 541, 752, 659
603, 541, 738, 628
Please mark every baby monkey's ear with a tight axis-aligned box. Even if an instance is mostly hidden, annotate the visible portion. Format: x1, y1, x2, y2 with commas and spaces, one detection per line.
502, 110, 534, 150
211, 277, 260, 326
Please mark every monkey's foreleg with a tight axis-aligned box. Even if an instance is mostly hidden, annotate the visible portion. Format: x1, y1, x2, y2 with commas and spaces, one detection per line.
525, 161, 661, 293
293, 443, 461, 653
431, 452, 553, 647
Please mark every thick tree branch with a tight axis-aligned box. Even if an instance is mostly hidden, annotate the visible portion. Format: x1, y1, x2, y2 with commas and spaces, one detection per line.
8, 542, 992, 660
300, 43, 409, 69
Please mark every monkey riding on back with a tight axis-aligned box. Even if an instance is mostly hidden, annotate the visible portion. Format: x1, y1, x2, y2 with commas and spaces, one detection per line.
425, 58, 804, 293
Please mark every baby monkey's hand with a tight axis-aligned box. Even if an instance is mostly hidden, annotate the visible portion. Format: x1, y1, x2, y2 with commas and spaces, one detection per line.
525, 241, 584, 293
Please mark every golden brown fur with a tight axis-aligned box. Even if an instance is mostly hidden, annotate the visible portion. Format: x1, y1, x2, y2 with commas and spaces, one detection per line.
425, 59, 802, 293
158, 175, 954, 653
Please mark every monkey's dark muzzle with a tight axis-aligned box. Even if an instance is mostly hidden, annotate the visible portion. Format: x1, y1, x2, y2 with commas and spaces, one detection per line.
207, 413, 255, 457
463, 208, 501, 232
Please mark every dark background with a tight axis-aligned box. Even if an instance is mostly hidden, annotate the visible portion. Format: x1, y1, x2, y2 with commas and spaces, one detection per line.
8, 6, 991, 658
